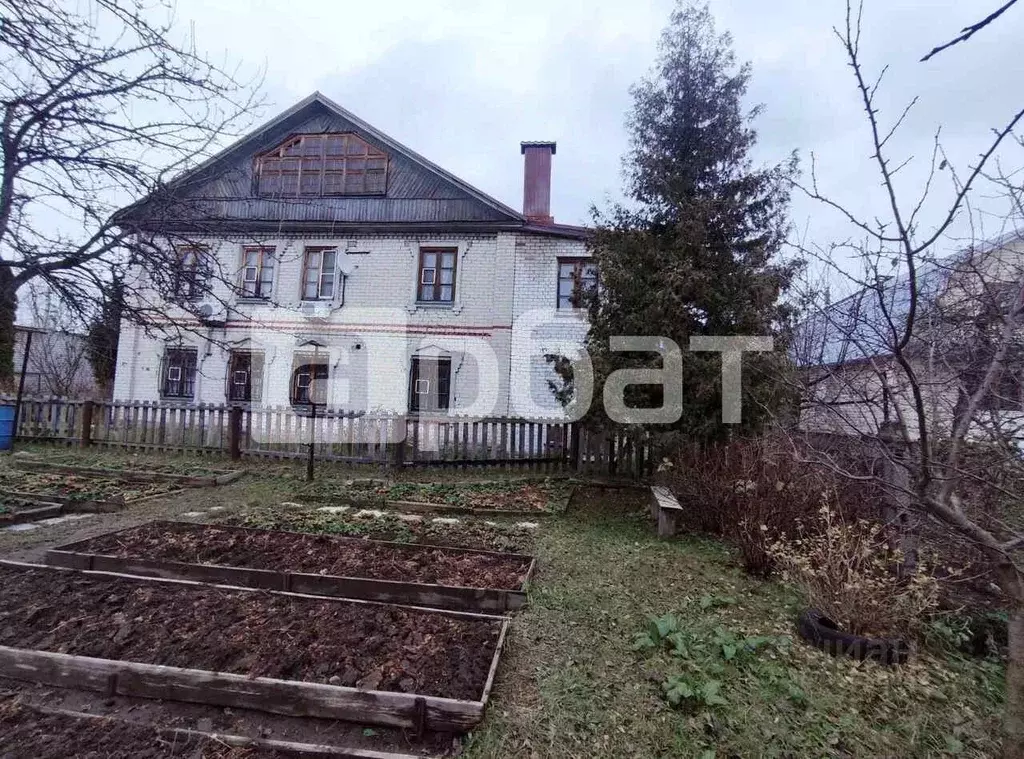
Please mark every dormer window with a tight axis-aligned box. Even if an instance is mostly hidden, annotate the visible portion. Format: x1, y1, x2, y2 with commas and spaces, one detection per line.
256, 133, 388, 197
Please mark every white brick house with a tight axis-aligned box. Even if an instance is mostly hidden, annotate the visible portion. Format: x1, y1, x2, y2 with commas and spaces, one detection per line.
112, 93, 592, 418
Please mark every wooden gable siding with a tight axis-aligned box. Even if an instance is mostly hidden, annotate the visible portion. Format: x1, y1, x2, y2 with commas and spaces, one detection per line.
163, 101, 515, 226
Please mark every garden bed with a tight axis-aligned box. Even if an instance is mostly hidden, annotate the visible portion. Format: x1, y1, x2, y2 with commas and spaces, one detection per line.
48, 521, 535, 613
0, 698, 432, 759
299, 478, 574, 516
0, 562, 507, 732
0, 496, 64, 526
0, 698, 269, 758
235, 509, 538, 554
13, 455, 245, 486
0, 469, 183, 510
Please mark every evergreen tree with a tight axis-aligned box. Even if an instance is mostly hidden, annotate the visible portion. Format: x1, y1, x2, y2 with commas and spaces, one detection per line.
556, 1, 798, 442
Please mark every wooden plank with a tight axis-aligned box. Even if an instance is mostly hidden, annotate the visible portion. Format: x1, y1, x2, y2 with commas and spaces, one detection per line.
0, 646, 485, 732
45, 551, 526, 614
3, 703, 429, 759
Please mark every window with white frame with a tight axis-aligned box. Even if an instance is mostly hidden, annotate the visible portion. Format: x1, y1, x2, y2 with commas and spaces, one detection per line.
239, 246, 275, 299
161, 347, 198, 399
302, 247, 337, 300
557, 258, 598, 309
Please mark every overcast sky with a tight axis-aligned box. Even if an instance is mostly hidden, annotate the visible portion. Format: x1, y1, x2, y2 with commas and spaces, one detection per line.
173, 0, 1023, 273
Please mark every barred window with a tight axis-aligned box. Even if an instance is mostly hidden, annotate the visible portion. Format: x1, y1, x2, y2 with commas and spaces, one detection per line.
227, 350, 264, 403
161, 348, 198, 400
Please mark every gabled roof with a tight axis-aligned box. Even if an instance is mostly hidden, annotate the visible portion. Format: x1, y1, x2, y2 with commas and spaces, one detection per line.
121, 92, 557, 233
793, 230, 1024, 368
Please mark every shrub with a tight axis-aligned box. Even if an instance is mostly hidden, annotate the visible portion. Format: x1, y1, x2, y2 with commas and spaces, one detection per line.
658, 434, 877, 576
766, 502, 942, 638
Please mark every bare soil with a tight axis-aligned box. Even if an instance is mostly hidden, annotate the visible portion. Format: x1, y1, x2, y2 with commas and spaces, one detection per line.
72, 521, 531, 589
0, 565, 500, 701
0, 697, 272, 758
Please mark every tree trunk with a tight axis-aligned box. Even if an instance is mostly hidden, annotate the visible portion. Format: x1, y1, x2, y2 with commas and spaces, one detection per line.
0, 269, 17, 393
999, 563, 1024, 758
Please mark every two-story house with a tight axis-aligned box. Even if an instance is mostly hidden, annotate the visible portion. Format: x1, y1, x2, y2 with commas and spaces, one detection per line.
111, 92, 593, 419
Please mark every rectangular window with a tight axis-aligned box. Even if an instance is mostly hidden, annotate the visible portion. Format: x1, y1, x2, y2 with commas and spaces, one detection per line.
291, 354, 329, 406
173, 247, 209, 301
302, 247, 337, 300
161, 347, 198, 400
257, 133, 388, 197
417, 248, 457, 303
409, 356, 451, 413
239, 246, 275, 299
557, 258, 598, 309
227, 350, 264, 403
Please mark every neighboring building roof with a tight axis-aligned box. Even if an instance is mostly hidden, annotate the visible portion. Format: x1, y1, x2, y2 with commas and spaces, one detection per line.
793, 230, 1024, 368
118, 92, 586, 240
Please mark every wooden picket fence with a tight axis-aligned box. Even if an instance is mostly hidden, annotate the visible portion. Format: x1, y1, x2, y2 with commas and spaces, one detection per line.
5, 397, 653, 478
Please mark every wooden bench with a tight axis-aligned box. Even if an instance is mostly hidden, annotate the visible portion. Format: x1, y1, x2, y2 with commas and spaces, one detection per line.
649, 486, 683, 538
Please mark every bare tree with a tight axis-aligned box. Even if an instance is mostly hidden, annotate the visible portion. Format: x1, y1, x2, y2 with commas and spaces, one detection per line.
921, 0, 1020, 61
790, 2, 1024, 753
0, 0, 262, 390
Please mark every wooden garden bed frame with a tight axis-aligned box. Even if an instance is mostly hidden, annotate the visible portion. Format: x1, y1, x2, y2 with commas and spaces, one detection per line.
0, 500, 64, 526
1, 700, 433, 759
47, 520, 536, 613
12, 457, 245, 487
0, 560, 509, 733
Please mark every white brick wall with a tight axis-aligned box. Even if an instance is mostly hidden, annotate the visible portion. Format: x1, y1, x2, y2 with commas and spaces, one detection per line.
113, 230, 590, 418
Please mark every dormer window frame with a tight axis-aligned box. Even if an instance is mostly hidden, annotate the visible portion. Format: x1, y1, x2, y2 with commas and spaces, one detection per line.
254, 132, 389, 198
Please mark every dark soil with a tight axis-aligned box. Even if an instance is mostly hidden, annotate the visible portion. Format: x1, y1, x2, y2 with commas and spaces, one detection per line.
0, 565, 500, 701
0, 698, 272, 758
74, 521, 532, 589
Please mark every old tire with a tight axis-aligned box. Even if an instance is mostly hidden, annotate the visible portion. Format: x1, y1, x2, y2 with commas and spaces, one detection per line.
797, 608, 910, 665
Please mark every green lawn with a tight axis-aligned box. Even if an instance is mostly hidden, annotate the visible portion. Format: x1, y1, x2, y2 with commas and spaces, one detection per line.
462, 488, 1004, 758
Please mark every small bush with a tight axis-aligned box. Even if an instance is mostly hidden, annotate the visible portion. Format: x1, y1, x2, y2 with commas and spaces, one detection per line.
766, 502, 942, 638
659, 434, 877, 576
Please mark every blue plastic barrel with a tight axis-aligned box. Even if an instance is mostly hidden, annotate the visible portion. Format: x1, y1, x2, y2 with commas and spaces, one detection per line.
0, 403, 15, 451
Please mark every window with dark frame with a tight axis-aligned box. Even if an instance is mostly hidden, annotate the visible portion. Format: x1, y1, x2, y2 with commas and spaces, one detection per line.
227, 350, 264, 403
172, 247, 209, 301
239, 246, 275, 299
161, 347, 198, 400
256, 133, 388, 197
417, 248, 457, 303
291, 356, 329, 406
409, 356, 451, 413
302, 247, 337, 300
557, 258, 598, 309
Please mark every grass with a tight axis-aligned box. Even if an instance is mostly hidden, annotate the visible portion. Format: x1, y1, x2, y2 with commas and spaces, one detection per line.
463, 488, 1005, 758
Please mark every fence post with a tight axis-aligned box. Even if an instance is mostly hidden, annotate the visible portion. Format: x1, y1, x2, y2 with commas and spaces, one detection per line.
79, 400, 94, 448
228, 406, 243, 461
569, 422, 582, 472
